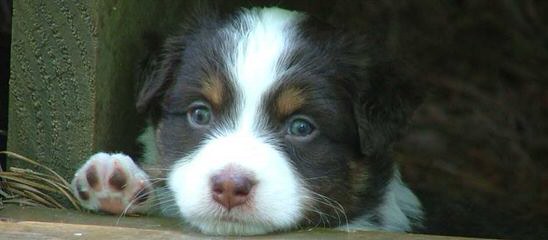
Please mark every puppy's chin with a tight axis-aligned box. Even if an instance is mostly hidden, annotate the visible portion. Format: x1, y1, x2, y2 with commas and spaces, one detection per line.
166, 133, 305, 235
191, 218, 281, 236
174, 192, 298, 235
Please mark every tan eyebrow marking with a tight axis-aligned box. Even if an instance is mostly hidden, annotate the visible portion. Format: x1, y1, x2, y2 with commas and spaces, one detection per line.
276, 87, 306, 118
201, 76, 224, 109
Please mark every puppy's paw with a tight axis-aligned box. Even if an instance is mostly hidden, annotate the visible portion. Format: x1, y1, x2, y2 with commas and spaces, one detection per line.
71, 153, 153, 214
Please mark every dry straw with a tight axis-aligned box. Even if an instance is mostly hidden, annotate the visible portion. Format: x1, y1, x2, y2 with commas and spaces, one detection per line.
0, 151, 82, 211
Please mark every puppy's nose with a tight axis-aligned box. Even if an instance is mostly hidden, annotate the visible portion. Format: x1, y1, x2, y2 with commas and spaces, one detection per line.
211, 169, 256, 210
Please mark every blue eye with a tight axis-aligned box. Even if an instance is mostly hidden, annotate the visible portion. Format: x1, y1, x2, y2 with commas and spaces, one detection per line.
288, 118, 315, 137
188, 105, 212, 126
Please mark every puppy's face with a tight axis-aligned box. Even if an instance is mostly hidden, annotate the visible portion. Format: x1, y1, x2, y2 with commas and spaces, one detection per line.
138, 7, 420, 235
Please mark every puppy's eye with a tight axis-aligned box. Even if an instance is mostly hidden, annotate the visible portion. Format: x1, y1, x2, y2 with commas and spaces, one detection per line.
288, 118, 315, 137
188, 104, 212, 126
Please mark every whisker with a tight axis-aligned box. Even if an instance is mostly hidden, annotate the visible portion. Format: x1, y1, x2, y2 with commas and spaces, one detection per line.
142, 168, 171, 172
303, 205, 331, 228
304, 190, 350, 230
302, 176, 332, 181
115, 185, 153, 224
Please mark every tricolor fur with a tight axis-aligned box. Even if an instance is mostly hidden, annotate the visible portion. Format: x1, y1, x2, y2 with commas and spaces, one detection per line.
78, 7, 424, 236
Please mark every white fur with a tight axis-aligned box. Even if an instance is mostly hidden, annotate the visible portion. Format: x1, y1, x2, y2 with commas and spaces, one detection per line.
229, 7, 304, 132
168, 8, 307, 235
168, 132, 305, 235
345, 169, 423, 232
382, 170, 423, 230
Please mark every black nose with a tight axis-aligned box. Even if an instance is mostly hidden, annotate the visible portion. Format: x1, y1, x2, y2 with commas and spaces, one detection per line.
211, 169, 256, 210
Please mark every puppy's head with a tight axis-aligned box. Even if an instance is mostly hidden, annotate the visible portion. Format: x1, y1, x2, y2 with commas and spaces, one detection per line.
137, 7, 421, 235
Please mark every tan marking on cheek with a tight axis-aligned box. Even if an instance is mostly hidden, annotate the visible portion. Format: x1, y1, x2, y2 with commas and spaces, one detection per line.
201, 77, 224, 109
276, 88, 306, 117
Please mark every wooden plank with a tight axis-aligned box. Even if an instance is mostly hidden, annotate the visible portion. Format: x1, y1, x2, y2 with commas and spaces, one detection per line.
8, 0, 97, 179
0, 205, 184, 231
0, 221, 492, 240
0, 205, 491, 240
7, 0, 192, 180
0, 221, 191, 240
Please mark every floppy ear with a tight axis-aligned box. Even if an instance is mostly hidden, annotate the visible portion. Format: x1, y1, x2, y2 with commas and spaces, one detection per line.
135, 34, 186, 117
136, 5, 221, 117
353, 53, 423, 156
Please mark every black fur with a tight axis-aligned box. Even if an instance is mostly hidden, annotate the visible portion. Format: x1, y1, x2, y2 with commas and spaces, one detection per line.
137, 7, 422, 230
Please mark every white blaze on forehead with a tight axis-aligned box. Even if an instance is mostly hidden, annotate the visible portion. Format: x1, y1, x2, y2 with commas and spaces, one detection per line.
167, 8, 309, 235
230, 8, 304, 130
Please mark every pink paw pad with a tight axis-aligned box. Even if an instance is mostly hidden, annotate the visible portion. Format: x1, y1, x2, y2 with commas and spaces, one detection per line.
71, 153, 152, 214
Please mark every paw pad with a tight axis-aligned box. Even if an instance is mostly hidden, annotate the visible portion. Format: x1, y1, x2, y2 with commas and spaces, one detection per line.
71, 153, 152, 214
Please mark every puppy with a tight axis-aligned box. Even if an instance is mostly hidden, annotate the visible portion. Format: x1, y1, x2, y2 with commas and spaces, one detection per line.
71, 7, 423, 235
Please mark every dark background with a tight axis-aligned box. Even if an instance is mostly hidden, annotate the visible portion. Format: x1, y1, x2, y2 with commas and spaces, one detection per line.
0, 0, 10, 172
1, 0, 547, 239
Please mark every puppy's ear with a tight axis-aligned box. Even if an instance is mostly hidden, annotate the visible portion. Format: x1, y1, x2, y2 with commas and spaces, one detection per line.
136, 35, 185, 117
136, 4, 220, 117
353, 50, 423, 156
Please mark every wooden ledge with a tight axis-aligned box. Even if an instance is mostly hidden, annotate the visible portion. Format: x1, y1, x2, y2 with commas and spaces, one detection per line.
0, 205, 489, 240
